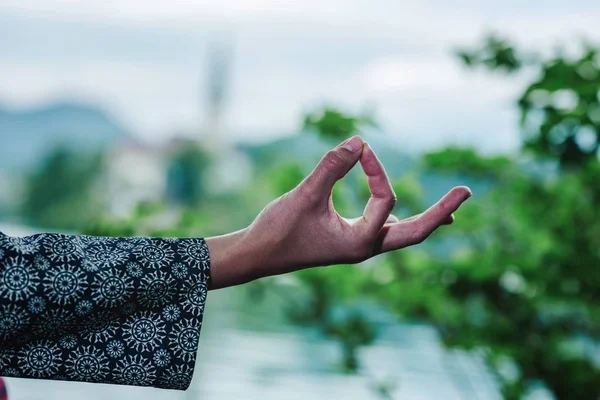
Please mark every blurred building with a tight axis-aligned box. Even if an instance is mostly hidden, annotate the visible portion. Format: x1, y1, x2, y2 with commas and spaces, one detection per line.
103, 140, 168, 218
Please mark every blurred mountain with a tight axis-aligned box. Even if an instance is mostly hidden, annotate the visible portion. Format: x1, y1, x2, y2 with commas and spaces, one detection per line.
0, 101, 129, 170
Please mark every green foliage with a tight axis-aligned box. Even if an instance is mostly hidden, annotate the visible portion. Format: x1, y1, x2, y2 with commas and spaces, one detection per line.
459, 35, 600, 169
456, 33, 524, 73
21, 146, 104, 230
518, 47, 600, 167
423, 147, 512, 179
303, 107, 377, 142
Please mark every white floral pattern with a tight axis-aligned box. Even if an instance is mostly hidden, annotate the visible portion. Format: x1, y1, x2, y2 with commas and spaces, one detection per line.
75, 300, 93, 316
123, 312, 166, 352
106, 340, 125, 358
162, 304, 181, 322
43, 264, 88, 305
113, 354, 156, 386
86, 243, 129, 269
134, 240, 175, 269
91, 269, 134, 307
17, 341, 61, 378
168, 320, 201, 362
158, 364, 194, 390
153, 349, 171, 367
43, 235, 84, 263
2, 235, 41, 255
181, 274, 208, 316
27, 296, 46, 314
177, 239, 210, 265
139, 270, 175, 309
0, 304, 30, 339
0, 231, 210, 389
65, 346, 110, 382
0, 256, 40, 301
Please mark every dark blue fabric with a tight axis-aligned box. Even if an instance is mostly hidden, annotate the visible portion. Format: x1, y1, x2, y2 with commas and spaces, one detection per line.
0, 231, 210, 390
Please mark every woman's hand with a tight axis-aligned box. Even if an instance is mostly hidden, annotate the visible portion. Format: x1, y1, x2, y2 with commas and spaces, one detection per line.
206, 136, 472, 289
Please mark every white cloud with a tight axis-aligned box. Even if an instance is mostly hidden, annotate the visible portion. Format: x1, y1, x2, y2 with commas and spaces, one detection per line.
1, 0, 599, 152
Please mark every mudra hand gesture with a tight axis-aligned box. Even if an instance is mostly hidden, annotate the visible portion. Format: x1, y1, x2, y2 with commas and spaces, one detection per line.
206, 135, 472, 289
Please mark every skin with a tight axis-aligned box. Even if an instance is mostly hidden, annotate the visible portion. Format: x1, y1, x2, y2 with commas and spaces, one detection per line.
205, 135, 472, 290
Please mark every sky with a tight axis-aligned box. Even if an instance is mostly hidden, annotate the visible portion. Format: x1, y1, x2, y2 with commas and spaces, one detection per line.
1, 0, 599, 154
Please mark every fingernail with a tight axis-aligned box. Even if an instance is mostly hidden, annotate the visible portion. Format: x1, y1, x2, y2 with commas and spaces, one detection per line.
344, 136, 363, 152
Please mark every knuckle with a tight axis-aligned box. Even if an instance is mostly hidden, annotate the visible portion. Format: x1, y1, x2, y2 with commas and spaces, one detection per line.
385, 194, 398, 209
293, 184, 318, 204
323, 150, 346, 171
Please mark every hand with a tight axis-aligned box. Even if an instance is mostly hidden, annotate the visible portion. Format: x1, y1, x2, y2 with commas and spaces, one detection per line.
206, 136, 472, 289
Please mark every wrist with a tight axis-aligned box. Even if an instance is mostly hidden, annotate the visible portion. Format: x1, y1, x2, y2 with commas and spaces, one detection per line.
204, 227, 261, 289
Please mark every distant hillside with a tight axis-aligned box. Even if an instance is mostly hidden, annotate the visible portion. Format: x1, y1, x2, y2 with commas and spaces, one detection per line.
0, 101, 129, 170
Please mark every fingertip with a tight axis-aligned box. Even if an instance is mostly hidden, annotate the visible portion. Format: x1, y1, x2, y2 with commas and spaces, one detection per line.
342, 135, 364, 153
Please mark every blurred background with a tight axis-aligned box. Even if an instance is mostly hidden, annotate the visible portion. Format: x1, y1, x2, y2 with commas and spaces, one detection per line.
1, 1, 599, 399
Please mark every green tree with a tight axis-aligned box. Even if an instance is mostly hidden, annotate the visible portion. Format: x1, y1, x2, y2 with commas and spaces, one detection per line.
21, 146, 103, 230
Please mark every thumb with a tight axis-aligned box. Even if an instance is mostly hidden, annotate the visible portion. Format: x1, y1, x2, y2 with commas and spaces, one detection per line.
299, 135, 364, 197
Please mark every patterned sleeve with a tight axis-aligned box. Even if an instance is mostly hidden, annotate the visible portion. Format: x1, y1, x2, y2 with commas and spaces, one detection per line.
0, 231, 211, 390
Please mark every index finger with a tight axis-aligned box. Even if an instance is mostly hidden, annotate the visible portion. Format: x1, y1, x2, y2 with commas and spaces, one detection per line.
356, 142, 397, 235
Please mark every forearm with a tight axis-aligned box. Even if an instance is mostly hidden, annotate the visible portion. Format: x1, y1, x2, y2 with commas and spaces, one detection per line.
205, 227, 265, 290
205, 225, 303, 290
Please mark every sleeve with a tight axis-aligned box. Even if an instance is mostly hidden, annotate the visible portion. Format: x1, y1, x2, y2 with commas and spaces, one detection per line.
0, 231, 211, 390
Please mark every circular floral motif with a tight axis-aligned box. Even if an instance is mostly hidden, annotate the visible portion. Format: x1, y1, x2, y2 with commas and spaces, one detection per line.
171, 262, 188, 279
158, 364, 193, 390
106, 340, 124, 358
83, 311, 118, 343
92, 270, 133, 307
86, 243, 128, 269
181, 275, 208, 316
140, 271, 175, 309
2, 235, 41, 254
152, 349, 171, 367
134, 240, 175, 268
17, 341, 61, 377
28, 296, 46, 314
126, 262, 143, 278
169, 320, 200, 362
66, 346, 110, 382
178, 239, 209, 265
0, 305, 29, 340
34, 255, 50, 270
82, 258, 99, 272
43, 264, 88, 305
79, 235, 118, 248
162, 304, 181, 322
44, 235, 84, 263
113, 354, 155, 386
60, 334, 78, 349
3, 367, 20, 377
75, 300, 93, 316
0, 256, 39, 301
123, 312, 166, 352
